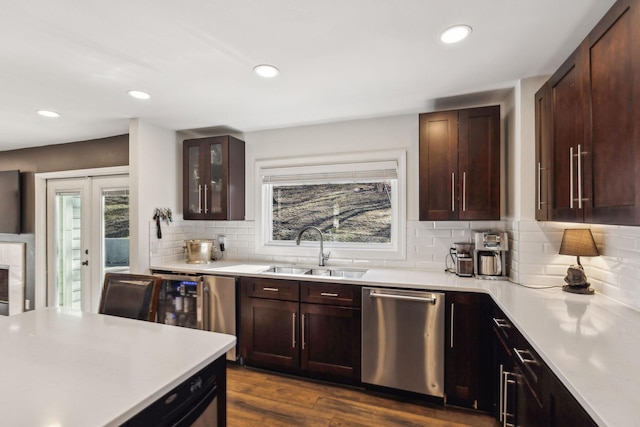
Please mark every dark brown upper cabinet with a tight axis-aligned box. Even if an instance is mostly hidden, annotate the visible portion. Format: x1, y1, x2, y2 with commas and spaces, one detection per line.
540, 0, 640, 225
183, 135, 245, 221
419, 105, 501, 221
535, 84, 552, 221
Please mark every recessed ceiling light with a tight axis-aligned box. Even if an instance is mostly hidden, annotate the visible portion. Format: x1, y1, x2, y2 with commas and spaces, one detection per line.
440, 25, 472, 44
253, 64, 280, 78
128, 90, 151, 100
37, 110, 60, 118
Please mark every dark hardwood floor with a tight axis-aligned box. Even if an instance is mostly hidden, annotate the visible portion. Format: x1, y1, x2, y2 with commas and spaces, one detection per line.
227, 364, 499, 427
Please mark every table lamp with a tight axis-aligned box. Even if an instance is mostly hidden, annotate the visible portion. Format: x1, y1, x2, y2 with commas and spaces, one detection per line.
559, 229, 599, 295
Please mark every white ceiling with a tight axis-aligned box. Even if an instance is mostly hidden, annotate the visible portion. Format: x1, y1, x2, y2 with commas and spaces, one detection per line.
0, 0, 616, 151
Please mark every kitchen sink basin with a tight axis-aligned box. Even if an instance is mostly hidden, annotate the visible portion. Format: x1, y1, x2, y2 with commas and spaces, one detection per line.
263, 266, 312, 275
262, 265, 367, 279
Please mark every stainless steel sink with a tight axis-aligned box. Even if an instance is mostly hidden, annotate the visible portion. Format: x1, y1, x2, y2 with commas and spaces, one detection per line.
263, 266, 311, 275
262, 265, 367, 278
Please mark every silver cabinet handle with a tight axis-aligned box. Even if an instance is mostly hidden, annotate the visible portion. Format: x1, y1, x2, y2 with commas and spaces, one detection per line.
198, 184, 203, 213
292, 312, 296, 348
369, 291, 436, 304
301, 313, 306, 350
204, 184, 208, 214
493, 318, 510, 329
462, 171, 467, 212
570, 146, 574, 208
451, 172, 456, 212
537, 161, 542, 210
503, 371, 516, 427
514, 348, 538, 365
320, 292, 338, 297
577, 144, 583, 209
499, 364, 504, 422
262, 287, 279, 292
450, 302, 455, 349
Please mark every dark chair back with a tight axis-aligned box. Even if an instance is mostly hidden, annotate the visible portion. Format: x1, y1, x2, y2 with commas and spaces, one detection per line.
99, 273, 162, 321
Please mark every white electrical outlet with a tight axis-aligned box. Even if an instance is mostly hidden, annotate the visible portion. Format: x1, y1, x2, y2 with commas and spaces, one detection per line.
219, 236, 226, 251
25, 299, 30, 310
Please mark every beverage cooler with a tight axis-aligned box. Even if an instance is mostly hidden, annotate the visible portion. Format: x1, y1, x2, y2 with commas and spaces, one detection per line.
154, 273, 237, 361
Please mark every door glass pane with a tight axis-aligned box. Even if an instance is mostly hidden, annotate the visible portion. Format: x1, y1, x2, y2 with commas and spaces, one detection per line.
187, 145, 201, 214
103, 188, 130, 276
55, 193, 82, 309
210, 142, 223, 214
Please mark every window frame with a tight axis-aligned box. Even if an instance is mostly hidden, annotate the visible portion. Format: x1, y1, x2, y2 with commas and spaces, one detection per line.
255, 150, 406, 261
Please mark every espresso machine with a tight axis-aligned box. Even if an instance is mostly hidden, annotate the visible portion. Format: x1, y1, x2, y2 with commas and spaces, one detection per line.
474, 231, 508, 280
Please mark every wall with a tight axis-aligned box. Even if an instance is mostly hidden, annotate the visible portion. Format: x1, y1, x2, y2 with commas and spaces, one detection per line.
0, 135, 128, 309
128, 119, 179, 274
150, 86, 640, 312
150, 112, 508, 271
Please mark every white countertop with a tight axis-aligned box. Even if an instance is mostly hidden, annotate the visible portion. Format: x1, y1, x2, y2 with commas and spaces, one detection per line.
0, 307, 236, 427
152, 260, 640, 426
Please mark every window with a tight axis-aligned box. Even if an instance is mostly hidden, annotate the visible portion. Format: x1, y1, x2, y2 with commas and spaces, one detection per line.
256, 151, 406, 260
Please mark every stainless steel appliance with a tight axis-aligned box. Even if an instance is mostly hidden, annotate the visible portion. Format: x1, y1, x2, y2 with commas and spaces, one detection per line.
474, 231, 508, 280
154, 273, 237, 360
124, 357, 223, 426
447, 242, 474, 277
362, 287, 445, 397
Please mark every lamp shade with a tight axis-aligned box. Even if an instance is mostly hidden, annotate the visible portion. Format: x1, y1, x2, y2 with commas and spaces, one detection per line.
559, 229, 599, 257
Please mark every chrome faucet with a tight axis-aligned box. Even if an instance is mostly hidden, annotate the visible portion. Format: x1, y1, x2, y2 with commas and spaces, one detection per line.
295, 226, 330, 266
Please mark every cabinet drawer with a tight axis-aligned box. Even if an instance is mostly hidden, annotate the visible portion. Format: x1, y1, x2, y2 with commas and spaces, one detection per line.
242, 277, 299, 301
300, 282, 360, 307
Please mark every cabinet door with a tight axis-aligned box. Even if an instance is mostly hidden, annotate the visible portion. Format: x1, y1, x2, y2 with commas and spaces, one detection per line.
419, 110, 459, 220
182, 135, 245, 221
300, 303, 361, 383
583, 0, 640, 225
445, 293, 489, 410
535, 83, 552, 221
240, 297, 299, 372
458, 106, 500, 220
183, 139, 209, 220
549, 47, 587, 222
546, 373, 597, 427
206, 138, 226, 219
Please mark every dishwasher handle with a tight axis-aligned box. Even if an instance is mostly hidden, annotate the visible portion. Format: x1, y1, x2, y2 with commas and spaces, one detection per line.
369, 290, 437, 304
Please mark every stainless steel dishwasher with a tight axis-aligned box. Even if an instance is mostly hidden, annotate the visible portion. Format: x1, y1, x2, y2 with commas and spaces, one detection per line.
362, 287, 445, 397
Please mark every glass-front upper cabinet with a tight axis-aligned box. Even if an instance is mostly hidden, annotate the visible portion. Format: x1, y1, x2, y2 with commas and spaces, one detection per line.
183, 135, 245, 221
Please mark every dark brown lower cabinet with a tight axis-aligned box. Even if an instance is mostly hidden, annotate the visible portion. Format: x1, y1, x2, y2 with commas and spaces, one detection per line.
240, 297, 299, 373
300, 303, 361, 382
445, 292, 491, 410
240, 277, 361, 384
489, 300, 597, 427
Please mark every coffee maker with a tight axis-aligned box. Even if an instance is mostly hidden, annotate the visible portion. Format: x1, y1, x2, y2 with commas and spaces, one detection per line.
474, 231, 508, 280
448, 242, 474, 277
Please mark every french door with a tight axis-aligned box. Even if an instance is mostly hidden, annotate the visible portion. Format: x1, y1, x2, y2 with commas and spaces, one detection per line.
47, 175, 129, 312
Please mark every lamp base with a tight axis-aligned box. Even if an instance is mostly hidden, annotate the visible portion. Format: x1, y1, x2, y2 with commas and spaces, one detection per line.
562, 283, 595, 295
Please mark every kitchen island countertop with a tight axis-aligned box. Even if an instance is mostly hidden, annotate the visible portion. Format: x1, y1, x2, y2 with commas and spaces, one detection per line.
152, 259, 640, 427
0, 307, 236, 427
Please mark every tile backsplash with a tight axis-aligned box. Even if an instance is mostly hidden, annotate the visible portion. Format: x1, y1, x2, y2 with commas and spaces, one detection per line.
149, 217, 640, 310
149, 216, 507, 270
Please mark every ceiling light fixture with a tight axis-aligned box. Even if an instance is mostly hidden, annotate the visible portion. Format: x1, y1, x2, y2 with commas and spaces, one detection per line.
128, 90, 151, 100
37, 110, 60, 118
253, 64, 280, 78
440, 25, 473, 44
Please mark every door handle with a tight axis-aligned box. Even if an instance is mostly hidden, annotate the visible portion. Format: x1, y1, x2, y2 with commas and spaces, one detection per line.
198, 185, 203, 213
204, 185, 208, 214
462, 171, 467, 212
291, 312, 297, 349
451, 172, 456, 212
450, 302, 455, 348
301, 313, 306, 350
81, 260, 89, 266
